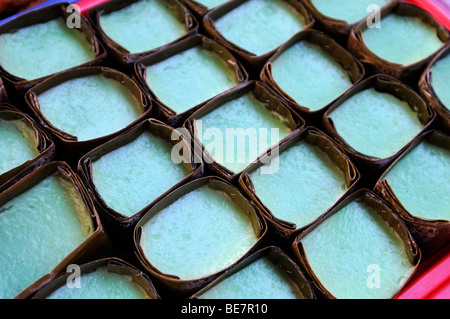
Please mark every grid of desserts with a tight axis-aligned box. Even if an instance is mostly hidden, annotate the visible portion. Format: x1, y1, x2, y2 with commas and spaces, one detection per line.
0, 0, 448, 299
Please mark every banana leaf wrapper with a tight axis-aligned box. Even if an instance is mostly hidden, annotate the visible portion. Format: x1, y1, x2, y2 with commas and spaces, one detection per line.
260, 29, 364, 121
299, 0, 392, 42
374, 129, 450, 259
25, 66, 151, 166
0, 103, 56, 192
0, 2, 107, 97
0, 161, 111, 299
0, 77, 8, 103
190, 245, 316, 299
134, 34, 248, 128
32, 257, 160, 299
77, 118, 204, 229
179, 0, 215, 17
133, 176, 267, 297
419, 43, 450, 131
238, 126, 360, 243
292, 188, 421, 299
87, 0, 198, 71
202, 0, 314, 73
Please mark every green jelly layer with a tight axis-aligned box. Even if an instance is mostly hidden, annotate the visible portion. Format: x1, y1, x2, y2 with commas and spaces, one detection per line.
271, 41, 353, 111
362, 14, 444, 66
301, 200, 415, 299
37, 74, 142, 141
198, 257, 301, 299
0, 18, 94, 80
197, 92, 292, 173
250, 141, 347, 228
311, 0, 391, 24
0, 174, 93, 299
214, 0, 306, 55
91, 131, 191, 217
0, 119, 39, 176
146, 46, 238, 114
47, 267, 151, 299
140, 185, 259, 280
383, 141, 450, 221
99, 0, 188, 54
328, 88, 423, 158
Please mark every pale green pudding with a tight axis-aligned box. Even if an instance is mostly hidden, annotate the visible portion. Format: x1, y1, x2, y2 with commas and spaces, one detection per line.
362, 14, 444, 66
91, 131, 191, 217
383, 141, 450, 221
146, 46, 238, 114
0, 18, 95, 80
196, 0, 229, 9
300, 200, 415, 299
0, 119, 39, 176
213, 0, 306, 55
46, 267, 151, 299
250, 141, 347, 228
99, 0, 188, 54
311, 0, 391, 24
271, 41, 353, 111
140, 185, 259, 280
196, 92, 292, 173
430, 54, 450, 110
198, 257, 301, 299
36, 74, 142, 141
0, 174, 93, 299
328, 88, 423, 158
